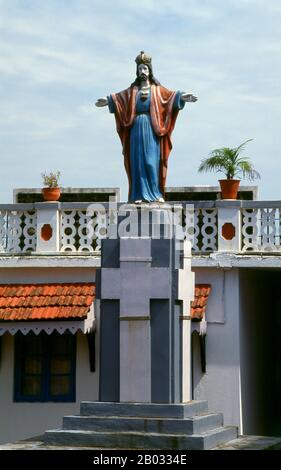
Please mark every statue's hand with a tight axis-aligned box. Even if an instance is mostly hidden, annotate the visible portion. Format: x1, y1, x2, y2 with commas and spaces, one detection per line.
95, 97, 108, 107
181, 93, 198, 103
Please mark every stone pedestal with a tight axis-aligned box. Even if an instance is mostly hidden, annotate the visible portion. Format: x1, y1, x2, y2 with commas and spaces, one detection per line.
44, 206, 238, 449
96, 206, 194, 403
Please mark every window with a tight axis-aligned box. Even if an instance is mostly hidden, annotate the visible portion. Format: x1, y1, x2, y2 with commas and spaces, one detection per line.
14, 331, 76, 402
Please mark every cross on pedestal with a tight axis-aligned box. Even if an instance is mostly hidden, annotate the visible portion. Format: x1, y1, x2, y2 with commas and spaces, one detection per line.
101, 238, 171, 402
98, 236, 194, 403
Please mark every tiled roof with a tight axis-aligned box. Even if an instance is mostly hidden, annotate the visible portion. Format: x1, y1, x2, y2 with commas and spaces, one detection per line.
0, 282, 210, 322
0, 283, 95, 321
191, 284, 211, 321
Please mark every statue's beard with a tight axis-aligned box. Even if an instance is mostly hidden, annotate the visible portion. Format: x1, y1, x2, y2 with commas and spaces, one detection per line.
140, 73, 148, 82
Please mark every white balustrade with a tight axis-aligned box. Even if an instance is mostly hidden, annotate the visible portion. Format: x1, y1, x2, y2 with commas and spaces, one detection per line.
0, 208, 36, 253
0, 210, 6, 251
60, 206, 108, 252
183, 207, 218, 252
35, 202, 59, 253
1, 202, 281, 255
241, 206, 281, 252
22, 211, 37, 251
200, 208, 218, 252
61, 210, 78, 252
217, 201, 241, 252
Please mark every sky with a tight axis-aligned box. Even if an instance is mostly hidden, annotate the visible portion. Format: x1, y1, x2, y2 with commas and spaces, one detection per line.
0, 0, 280, 202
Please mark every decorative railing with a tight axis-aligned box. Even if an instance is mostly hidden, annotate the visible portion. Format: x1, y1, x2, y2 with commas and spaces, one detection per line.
241, 202, 281, 252
0, 205, 37, 253
187, 207, 218, 252
60, 207, 110, 252
0, 201, 281, 255
60, 205, 218, 253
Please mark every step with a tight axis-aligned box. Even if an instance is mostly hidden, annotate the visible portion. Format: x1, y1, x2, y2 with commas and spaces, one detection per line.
80, 401, 208, 419
63, 412, 223, 435
214, 435, 281, 450
45, 426, 237, 450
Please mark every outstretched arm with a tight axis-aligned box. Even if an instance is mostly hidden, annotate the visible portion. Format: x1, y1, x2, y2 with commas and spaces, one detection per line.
95, 97, 108, 107
181, 93, 198, 103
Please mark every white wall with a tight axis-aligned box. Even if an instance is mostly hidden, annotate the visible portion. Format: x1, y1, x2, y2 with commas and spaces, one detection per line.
0, 267, 96, 284
0, 331, 99, 444
192, 268, 242, 430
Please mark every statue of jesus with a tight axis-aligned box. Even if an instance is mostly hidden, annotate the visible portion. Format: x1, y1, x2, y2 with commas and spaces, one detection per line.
95, 51, 197, 203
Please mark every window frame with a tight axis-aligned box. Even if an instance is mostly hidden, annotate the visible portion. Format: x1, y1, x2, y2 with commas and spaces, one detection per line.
14, 331, 76, 403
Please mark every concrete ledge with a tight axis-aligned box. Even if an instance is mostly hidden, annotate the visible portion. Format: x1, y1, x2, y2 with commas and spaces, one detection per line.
2, 252, 281, 269
214, 435, 281, 450
1, 434, 280, 450
192, 253, 281, 268
62, 412, 223, 435
0, 254, 101, 268
80, 401, 208, 418
44, 426, 237, 450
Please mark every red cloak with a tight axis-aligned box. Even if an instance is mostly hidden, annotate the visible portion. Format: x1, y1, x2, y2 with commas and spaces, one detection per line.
110, 85, 181, 198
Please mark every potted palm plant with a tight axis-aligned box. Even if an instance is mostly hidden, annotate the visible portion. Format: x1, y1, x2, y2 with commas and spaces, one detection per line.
41, 171, 61, 201
198, 139, 260, 199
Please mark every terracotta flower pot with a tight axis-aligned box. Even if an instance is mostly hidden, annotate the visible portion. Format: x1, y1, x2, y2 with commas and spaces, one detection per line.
219, 179, 240, 199
42, 187, 61, 202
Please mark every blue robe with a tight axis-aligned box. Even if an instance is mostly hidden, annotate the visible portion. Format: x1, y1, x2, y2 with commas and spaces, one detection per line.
109, 90, 184, 202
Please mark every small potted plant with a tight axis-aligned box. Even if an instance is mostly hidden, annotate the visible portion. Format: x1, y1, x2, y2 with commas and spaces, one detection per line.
41, 170, 61, 201
198, 139, 260, 199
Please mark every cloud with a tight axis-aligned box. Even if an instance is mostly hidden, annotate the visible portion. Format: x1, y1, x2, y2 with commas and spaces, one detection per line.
0, 0, 280, 201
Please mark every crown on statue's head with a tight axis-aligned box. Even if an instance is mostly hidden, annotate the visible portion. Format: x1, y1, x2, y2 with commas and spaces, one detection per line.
135, 51, 152, 65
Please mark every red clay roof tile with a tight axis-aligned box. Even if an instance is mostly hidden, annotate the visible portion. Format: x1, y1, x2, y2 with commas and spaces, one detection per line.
0, 282, 210, 322
0, 283, 95, 321
191, 284, 211, 321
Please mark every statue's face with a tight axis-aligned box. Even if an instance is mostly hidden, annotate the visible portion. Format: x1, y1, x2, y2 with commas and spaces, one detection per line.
138, 63, 150, 81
